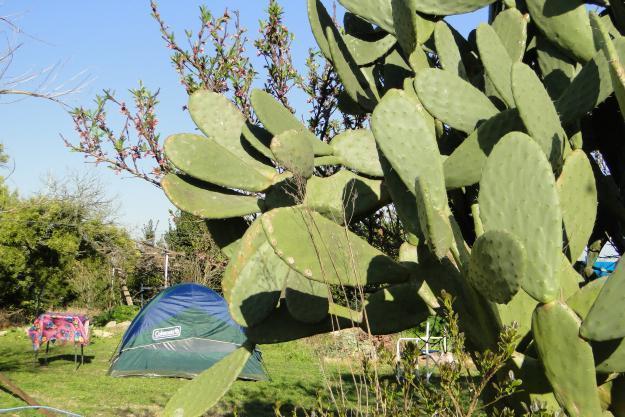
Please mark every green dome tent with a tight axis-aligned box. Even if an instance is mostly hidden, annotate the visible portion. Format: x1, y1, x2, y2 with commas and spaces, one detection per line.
108, 283, 267, 380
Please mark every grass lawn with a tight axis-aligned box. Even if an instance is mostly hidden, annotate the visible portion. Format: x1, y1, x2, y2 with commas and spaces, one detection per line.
0, 326, 490, 417
0, 326, 334, 416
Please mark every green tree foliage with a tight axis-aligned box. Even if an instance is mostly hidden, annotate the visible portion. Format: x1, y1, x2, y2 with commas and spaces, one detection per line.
126, 220, 165, 295
0, 144, 15, 209
0, 143, 7, 166
164, 211, 228, 292
0, 170, 139, 313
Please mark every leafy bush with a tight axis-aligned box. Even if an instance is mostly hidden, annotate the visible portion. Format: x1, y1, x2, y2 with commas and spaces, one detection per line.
93, 305, 139, 327
0, 172, 140, 314
411, 315, 448, 338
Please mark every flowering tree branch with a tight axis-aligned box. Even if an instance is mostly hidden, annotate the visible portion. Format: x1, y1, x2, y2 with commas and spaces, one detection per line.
254, 0, 302, 113
65, 1, 358, 188
64, 84, 168, 187
151, 1, 255, 118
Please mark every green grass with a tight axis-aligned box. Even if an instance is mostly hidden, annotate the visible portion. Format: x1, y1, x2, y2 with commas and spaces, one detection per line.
0, 327, 331, 416
0, 326, 489, 417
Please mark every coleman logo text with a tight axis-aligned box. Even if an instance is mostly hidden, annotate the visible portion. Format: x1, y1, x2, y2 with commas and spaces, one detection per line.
152, 326, 181, 341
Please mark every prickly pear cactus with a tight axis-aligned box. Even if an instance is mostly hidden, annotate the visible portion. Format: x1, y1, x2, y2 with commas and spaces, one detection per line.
161, 0, 625, 415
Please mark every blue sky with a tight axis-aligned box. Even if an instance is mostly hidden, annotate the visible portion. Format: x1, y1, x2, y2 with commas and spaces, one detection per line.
0, 1, 487, 237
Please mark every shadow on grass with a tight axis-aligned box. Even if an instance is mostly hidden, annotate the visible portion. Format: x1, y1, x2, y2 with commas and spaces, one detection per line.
224, 400, 317, 417
114, 409, 160, 417
325, 371, 484, 410
37, 354, 95, 366
0, 360, 22, 372
223, 380, 323, 417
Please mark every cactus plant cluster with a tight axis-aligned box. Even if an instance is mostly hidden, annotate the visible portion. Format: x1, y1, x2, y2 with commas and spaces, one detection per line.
161, 0, 625, 415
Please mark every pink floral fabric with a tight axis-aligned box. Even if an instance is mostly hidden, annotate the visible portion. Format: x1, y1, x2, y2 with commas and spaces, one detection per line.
28, 313, 90, 351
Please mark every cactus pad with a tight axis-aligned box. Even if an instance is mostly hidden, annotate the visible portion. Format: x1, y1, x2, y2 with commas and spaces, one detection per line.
382, 47, 414, 90
226, 242, 288, 327
188, 90, 272, 172
364, 282, 431, 334
263, 177, 300, 210
408, 47, 431, 74
313, 156, 342, 167
241, 122, 274, 161
261, 206, 410, 286
532, 301, 603, 417
326, 28, 378, 111
205, 218, 248, 259
415, 69, 498, 134
163, 344, 252, 417
307, 0, 334, 60
337, 88, 368, 116
392, 0, 436, 55
536, 35, 577, 100
479, 132, 562, 303
526, 0, 595, 63
304, 170, 388, 224
371, 89, 445, 210
492, 8, 527, 62
188, 91, 242, 138
414, 178, 452, 259
410, 0, 496, 15
164, 133, 276, 192
510, 353, 554, 394
434, 21, 468, 80
250, 89, 332, 156
511, 62, 566, 170
344, 33, 397, 66
557, 150, 597, 262
330, 129, 383, 177
594, 338, 625, 373
558, 253, 584, 300
379, 155, 423, 240
477, 23, 514, 107
581, 259, 625, 341
338, 0, 395, 35
220, 219, 263, 302
443, 109, 524, 189
402, 77, 435, 130
372, 90, 449, 252
567, 277, 607, 320
222, 220, 289, 327
343, 12, 376, 37
285, 272, 330, 324
468, 229, 526, 304
510, 353, 562, 410
246, 304, 356, 344
495, 289, 537, 339
555, 43, 621, 124
398, 243, 439, 309
162, 174, 262, 219
591, 12, 625, 124
270, 129, 314, 179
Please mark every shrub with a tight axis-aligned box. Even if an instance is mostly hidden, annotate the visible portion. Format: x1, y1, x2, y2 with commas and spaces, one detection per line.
93, 305, 139, 327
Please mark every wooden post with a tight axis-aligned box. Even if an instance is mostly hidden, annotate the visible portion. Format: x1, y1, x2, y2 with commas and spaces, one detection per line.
121, 277, 133, 306
117, 269, 133, 306
0, 372, 54, 416
164, 250, 169, 288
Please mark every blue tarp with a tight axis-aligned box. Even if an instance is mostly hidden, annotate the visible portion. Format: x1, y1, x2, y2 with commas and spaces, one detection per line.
593, 260, 618, 277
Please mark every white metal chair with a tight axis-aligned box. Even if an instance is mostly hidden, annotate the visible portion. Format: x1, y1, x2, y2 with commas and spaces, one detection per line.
395, 321, 453, 383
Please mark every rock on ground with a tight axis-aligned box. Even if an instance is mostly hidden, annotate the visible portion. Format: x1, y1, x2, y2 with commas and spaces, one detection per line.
93, 329, 113, 338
